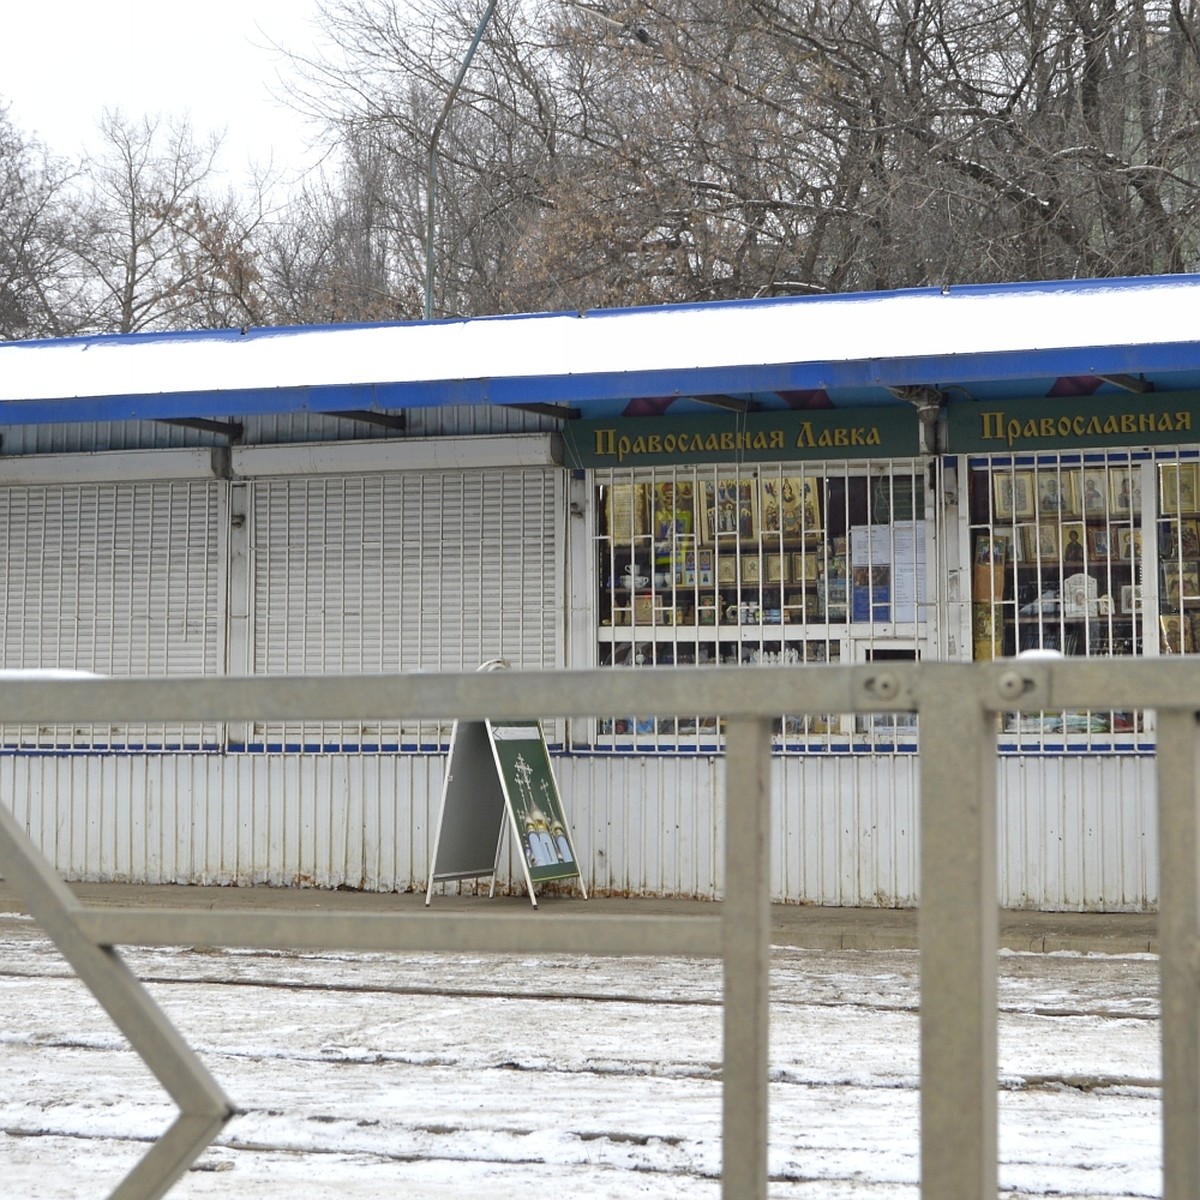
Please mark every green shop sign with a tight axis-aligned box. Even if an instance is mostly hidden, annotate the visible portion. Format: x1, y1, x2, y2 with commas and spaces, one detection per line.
948, 392, 1200, 453
562, 406, 917, 468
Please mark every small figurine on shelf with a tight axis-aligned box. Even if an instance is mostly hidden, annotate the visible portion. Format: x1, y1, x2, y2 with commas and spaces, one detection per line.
621, 563, 649, 590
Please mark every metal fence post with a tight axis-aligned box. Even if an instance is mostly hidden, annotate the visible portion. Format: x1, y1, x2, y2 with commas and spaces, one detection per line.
918, 666, 998, 1199
1155, 709, 1200, 1200
0, 793, 234, 1200
721, 714, 773, 1200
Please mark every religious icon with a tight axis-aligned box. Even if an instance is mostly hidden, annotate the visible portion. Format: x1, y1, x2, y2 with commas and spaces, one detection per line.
605, 484, 649, 544
702, 477, 757, 542
759, 475, 822, 540
1062, 525, 1086, 563
1081, 470, 1107, 515
994, 470, 1035, 520
1109, 467, 1142, 514
1161, 463, 1199, 513
1036, 471, 1075, 515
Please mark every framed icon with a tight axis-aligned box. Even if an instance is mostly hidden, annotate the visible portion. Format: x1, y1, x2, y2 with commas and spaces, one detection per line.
759, 475, 821, 540
1022, 523, 1059, 560
1061, 524, 1087, 564
650, 481, 696, 546
1080, 469, 1108, 516
1108, 467, 1142, 515
1116, 527, 1142, 560
974, 534, 1010, 565
1161, 615, 1191, 654
702, 477, 758, 542
605, 484, 650, 544
764, 553, 787, 584
1036, 471, 1077, 517
1160, 462, 1199, 513
993, 470, 1035, 520
1163, 561, 1200, 606
1087, 526, 1110, 558
791, 551, 819, 582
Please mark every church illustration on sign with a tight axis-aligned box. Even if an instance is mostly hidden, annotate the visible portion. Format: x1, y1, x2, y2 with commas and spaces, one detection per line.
511, 751, 575, 868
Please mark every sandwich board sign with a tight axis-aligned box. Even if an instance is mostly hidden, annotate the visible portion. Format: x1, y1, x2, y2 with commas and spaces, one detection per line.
425, 716, 586, 908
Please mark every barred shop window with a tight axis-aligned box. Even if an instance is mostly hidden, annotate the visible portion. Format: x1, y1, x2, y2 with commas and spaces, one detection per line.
592, 460, 931, 752
1157, 454, 1200, 654
966, 452, 1184, 750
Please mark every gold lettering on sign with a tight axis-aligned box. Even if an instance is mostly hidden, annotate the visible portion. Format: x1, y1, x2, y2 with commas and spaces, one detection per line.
979, 407, 1194, 448
795, 422, 881, 450
586, 420, 887, 462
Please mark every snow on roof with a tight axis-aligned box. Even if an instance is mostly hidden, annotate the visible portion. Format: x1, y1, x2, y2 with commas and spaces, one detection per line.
2, 274, 1200, 425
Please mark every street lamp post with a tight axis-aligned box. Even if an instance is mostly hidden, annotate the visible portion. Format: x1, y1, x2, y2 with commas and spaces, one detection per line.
424, 0, 498, 320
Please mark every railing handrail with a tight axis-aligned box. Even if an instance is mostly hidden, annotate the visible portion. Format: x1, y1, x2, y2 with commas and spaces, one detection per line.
0, 660, 1196, 1200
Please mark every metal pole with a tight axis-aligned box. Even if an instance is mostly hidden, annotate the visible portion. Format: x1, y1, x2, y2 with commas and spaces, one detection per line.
919, 665, 998, 1199
1155, 709, 1200, 1200
721, 714, 772, 1199
424, 0, 498, 320
0, 793, 233, 1199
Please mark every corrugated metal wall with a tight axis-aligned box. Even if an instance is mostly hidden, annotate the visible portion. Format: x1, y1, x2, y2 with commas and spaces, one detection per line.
0, 404, 556, 457
0, 752, 441, 890
996, 753, 1156, 910
0, 749, 1157, 909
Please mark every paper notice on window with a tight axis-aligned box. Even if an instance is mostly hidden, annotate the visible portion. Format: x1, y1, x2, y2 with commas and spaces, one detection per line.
850, 521, 928, 623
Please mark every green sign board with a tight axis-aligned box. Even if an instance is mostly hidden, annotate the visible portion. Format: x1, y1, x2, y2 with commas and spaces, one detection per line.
562, 406, 918, 469
947, 392, 1200, 454
426, 717, 584, 908
486, 721, 581, 888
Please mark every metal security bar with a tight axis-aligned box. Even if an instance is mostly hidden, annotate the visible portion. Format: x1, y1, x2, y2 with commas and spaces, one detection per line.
0, 662, 1197, 1200
591, 459, 933, 752
966, 448, 1200, 752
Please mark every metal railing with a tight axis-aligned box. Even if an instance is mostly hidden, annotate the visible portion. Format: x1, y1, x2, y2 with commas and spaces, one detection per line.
0, 660, 1197, 1200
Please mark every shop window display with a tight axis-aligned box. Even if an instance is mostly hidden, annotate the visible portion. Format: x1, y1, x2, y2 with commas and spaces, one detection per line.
968, 455, 1160, 740
970, 460, 1144, 661
593, 462, 929, 749
1157, 461, 1200, 653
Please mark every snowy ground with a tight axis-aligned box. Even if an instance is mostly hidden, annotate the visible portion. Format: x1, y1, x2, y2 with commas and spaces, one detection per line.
0, 911, 1161, 1198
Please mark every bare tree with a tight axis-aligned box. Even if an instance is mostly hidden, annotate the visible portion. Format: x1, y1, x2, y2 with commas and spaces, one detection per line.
67, 111, 269, 332
11, 2, 1200, 341
280, 0, 571, 317
0, 104, 83, 339
271, 0, 1200, 318
258, 137, 426, 325
739, 0, 1200, 284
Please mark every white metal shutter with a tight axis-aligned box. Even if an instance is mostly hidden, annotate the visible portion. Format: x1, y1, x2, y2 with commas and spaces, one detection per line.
0, 480, 223, 747
248, 468, 562, 746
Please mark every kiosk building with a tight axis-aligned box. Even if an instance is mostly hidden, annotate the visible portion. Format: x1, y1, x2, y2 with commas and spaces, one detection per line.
2, 274, 1197, 910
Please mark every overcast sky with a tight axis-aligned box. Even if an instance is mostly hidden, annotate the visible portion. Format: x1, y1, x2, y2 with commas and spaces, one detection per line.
0, 0, 328, 188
